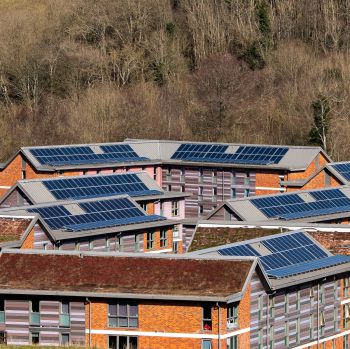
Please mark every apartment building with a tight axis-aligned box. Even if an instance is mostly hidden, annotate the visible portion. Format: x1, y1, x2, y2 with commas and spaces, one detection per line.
0, 140, 330, 218
190, 230, 350, 349
0, 172, 187, 252
208, 186, 350, 224
0, 195, 179, 253
1, 230, 350, 348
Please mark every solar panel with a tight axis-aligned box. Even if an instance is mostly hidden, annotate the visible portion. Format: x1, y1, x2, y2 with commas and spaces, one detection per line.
28, 197, 165, 231
171, 144, 288, 165
218, 244, 260, 257
30, 144, 148, 166
331, 163, 350, 181
251, 188, 350, 220
267, 255, 350, 278
42, 173, 162, 200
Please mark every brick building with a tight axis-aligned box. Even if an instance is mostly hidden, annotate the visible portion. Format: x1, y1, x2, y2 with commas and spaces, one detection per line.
0, 195, 179, 253
208, 186, 350, 225
0, 172, 187, 252
0, 140, 330, 217
0, 232, 350, 348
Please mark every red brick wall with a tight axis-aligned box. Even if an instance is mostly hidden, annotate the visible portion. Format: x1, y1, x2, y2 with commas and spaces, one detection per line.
309, 231, 350, 255
255, 171, 281, 195
0, 154, 23, 197
20, 227, 35, 249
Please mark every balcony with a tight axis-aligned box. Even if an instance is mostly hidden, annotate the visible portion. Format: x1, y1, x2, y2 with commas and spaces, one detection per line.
30, 312, 40, 326
60, 314, 70, 327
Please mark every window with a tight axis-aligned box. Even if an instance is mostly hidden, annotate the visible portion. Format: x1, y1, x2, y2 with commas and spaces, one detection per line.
284, 322, 289, 346
309, 314, 314, 339
167, 184, 172, 191
140, 203, 147, 211
227, 303, 238, 329
60, 302, 70, 327
117, 236, 124, 252
244, 173, 250, 186
173, 225, 179, 238
227, 336, 237, 349
61, 333, 70, 346
325, 172, 331, 187
212, 187, 217, 202
320, 284, 325, 304
160, 229, 168, 248
198, 205, 204, 216
108, 302, 138, 328
198, 186, 203, 201
269, 296, 275, 318
344, 304, 350, 329
257, 329, 263, 349
244, 188, 250, 197
332, 339, 336, 349
231, 172, 236, 185
199, 168, 204, 183
296, 290, 300, 311
109, 336, 138, 349
31, 332, 39, 345
160, 202, 164, 216
284, 293, 289, 313
172, 241, 179, 254
0, 332, 6, 345
345, 277, 350, 297
320, 311, 325, 335
345, 335, 350, 349
134, 235, 140, 252
334, 308, 338, 331
0, 299, 4, 324
212, 169, 217, 184
201, 340, 212, 349
30, 300, 40, 326
171, 201, 179, 216
202, 305, 212, 331
181, 185, 185, 192
166, 167, 171, 181
296, 317, 300, 343
269, 325, 274, 349
75, 242, 80, 250
153, 166, 157, 180
231, 188, 236, 199
180, 168, 185, 182
146, 232, 155, 250
258, 295, 263, 321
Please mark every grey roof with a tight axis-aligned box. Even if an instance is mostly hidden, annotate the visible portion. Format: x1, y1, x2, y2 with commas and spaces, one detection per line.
0, 195, 178, 243
326, 161, 350, 185
0, 171, 189, 206
6, 139, 329, 172
209, 185, 350, 223
189, 229, 350, 290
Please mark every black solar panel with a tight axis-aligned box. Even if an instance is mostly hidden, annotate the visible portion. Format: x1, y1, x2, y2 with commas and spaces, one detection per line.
171, 144, 288, 165
217, 232, 329, 275
251, 188, 350, 220
30, 144, 148, 166
42, 173, 161, 200
331, 163, 350, 181
28, 197, 165, 231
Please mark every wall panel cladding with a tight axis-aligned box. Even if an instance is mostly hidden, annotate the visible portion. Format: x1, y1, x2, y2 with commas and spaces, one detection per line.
162, 166, 256, 218
5, 300, 29, 345
250, 275, 341, 349
0, 190, 31, 208
40, 301, 60, 328
70, 302, 86, 345
182, 225, 196, 251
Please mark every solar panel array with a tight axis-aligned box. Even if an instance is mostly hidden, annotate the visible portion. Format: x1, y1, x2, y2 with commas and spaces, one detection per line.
216, 232, 347, 279
29, 144, 148, 166
331, 162, 350, 181
251, 188, 350, 220
171, 144, 288, 165
42, 173, 162, 200
28, 197, 165, 232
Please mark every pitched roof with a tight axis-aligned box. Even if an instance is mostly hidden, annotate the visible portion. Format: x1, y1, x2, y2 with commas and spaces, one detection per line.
0, 171, 188, 206
326, 161, 350, 185
6, 139, 328, 172
190, 229, 350, 289
0, 250, 255, 301
211, 186, 350, 223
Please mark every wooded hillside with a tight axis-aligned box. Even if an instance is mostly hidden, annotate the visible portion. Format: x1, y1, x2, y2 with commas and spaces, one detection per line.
1, 0, 350, 161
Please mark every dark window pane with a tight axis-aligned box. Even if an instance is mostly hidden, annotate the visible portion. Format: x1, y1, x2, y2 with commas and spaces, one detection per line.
109, 336, 117, 349
129, 337, 138, 349
129, 318, 138, 328
119, 336, 127, 349
108, 317, 117, 327
119, 317, 128, 327
109, 304, 117, 316
129, 305, 138, 317
118, 304, 127, 317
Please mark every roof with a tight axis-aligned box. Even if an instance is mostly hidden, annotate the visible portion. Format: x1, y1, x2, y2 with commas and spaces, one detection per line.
0, 171, 188, 206
190, 230, 350, 289
190, 220, 350, 255
2, 139, 328, 172
0, 195, 176, 242
188, 226, 285, 252
0, 250, 255, 302
0, 217, 34, 244
326, 161, 350, 185
210, 186, 350, 223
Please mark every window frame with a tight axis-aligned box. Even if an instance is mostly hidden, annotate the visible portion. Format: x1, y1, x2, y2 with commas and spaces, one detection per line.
160, 229, 168, 248
171, 201, 179, 217
108, 302, 138, 329
227, 303, 238, 329
146, 232, 155, 250
202, 305, 212, 331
